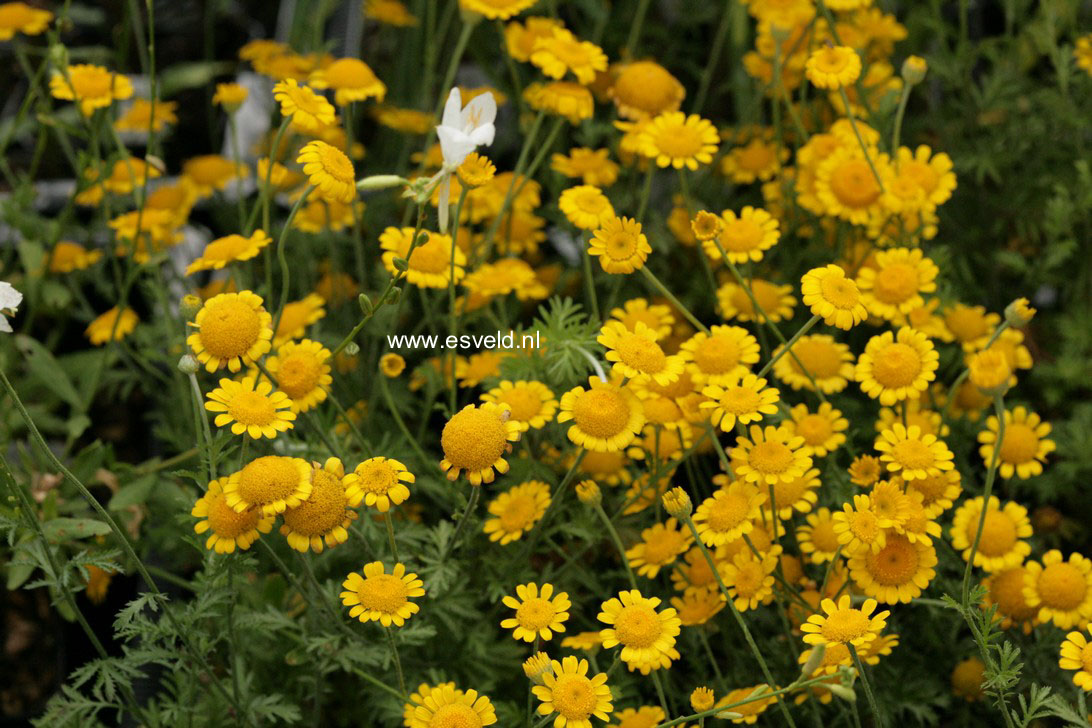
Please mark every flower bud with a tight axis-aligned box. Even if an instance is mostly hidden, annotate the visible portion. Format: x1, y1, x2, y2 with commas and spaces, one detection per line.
824, 683, 858, 702
901, 55, 928, 85
180, 294, 202, 319
690, 686, 715, 712
575, 479, 601, 506
662, 487, 693, 518
380, 352, 405, 378
392, 257, 409, 272
690, 210, 722, 242
358, 293, 373, 316
343, 342, 360, 357
800, 643, 826, 678
1004, 297, 1036, 327
177, 354, 200, 375
522, 652, 552, 683
356, 174, 408, 192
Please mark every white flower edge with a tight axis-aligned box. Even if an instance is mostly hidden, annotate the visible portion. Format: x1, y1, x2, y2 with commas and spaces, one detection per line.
433, 88, 496, 232
0, 281, 22, 334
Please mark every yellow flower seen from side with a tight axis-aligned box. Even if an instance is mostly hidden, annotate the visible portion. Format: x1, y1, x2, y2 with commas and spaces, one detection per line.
523, 81, 595, 124
608, 60, 685, 121
212, 82, 248, 110
501, 582, 571, 642
552, 147, 619, 187
298, 140, 356, 204
805, 46, 862, 89
340, 561, 425, 627
800, 264, 868, 330
265, 339, 332, 413
50, 64, 133, 116
281, 458, 357, 553
85, 307, 139, 345
481, 380, 558, 432
309, 57, 386, 105
182, 154, 249, 198
224, 455, 312, 515
530, 27, 607, 84
272, 78, 335, 132
191, 477, 274, 553
439, 402, 522, 485
275, 293, 326, 345
459, 0, 537, 20
185, 230, 273, 275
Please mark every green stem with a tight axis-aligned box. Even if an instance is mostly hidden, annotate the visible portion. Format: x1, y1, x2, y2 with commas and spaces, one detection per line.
837, 87, 884, 190
891, 85, 911, 154
270, 186, 313, 338
385, 627, 407, 696
581, 231, 601, 323
692, 3, 732, 113
848, 644, 884, 728
593, 503, 638, 589
624, 0, 654, 57
448, 484, 482, 555
384, 514, 401, 562
188, 372, 217, 481
961, 394, 1006, 605
639, 267, 709, 334
755, 315, 820, 379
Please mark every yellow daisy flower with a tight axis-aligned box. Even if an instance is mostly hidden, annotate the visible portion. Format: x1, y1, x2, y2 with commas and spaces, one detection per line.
785, 403, 847, 458
551, 147, 619, 187
530, 27, 607, 84
298, 140, 356, 204
186, 291, 273, 372
608, 60, 685, 120
797, 507, 842, 564
730, 424, 813, 486
205, 376, 296, 439
185, 230, 273, 275
856, 248, 939, 320
1059, 630, 1092, 691
114, 98, 178, 133
950, 496, 1032, 573
702, 206, 780, 265
626, 518, 693, 578
692, 478, 766, 546
982, 566, 1039, 633
309, 57, 386, 105
272, 78, 335, 132
408, 683, 497, 727
814, 146, 888, 225
609, 299, 675, 340
0, 2, 53, 40
598, 589, 681, 673
766, 467, 822, 520
340, 561, 425, 627
439, 402, 522, 485
874, 424, 954, 481
716, 278, 795, 323
280, 458, 357, 553
47, 241, 103, 273
85, 307, 139, 345
943, 303, 1000, 352
483, 480, 551, 545
560, 185, 615, 230
50, 64, 133, 116
274, 293, 326, 345
501, 582, 571, 642
212, 82, 248, 110
773, 334, 855, 394
224, 455, 312, 515
700, 373, 780, 432
480, 380, 557, 432
800, 264, 868, 330
191, 477, 274, 554
904, 470, 963, 518
849, 531, 938, 604
856, 327, 939, 405
380, 227, 466, 289
833, 494, 887, 554
264, 339, 332, 413
638, 111, 719, 170
805, 45, 862, 89
598, 320, 683, 385
848, 454, 884, 487
589, 216, 651, 274
523, 81, 595, 124
723, 549, 779, 611
345, 456, 414, 513
678, 325, 760, 385
1023, 550, 1092, 629
977, 406, 1055, 479
532, 655, 613, 728
557, 376, 646, 453
801, 595, 889, 647
181, 154, 249, 198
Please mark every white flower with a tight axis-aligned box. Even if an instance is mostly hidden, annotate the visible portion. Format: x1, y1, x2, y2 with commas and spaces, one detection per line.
434, 87, 496, 231
0, 281, 22, 333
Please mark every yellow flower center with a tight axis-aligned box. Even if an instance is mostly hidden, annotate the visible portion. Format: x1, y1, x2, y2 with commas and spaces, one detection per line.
819, 273, 861, 309
812, 47, 853, 74
357, 573, 408, 614
552, 674, 597, 720
749, 440, 794, 474
989, 568, 1036, 621
275, 352, 323, 399
602, 228, 639, 260
891, 438, 935, 470
796, 414, 833, 445
973, 509, 1018, 557
354, 461, 399, 495
441, 407, 509, 471
820, 608, 870, 643
516, 597, 557, 630
409, 234, 453, 274
614, 332, 667, 373
227, 390, 278, 427
71, 66, 114, 98
721, 218, 763, 252
236, 457, 304, 507
693, 336, 742, 375
901, 160, 938, 194
830, 159, 881, 208
866, 535, 919, 585
498, 492, 537, 533
849, 509, 880, 542
1037, 562, 1087, 610
1080, 643, 1092, 673
733, 560, 766, 597
718, 385, 762, 415
428, 704, 483, 728
612, 61, 680, 116
573, 188, 609, 214
571, 389, 632, 439
999, 423, 1039, 464
316, 143, 354, 183
873, 263, 919, 304
206, 494, 261, 538
650, 124, 703, 159
498, 387, 544, 421
614, 604, 663, 648
810, 520, 840, 552
772, 474, 809, 509
705, 492, 750, 531
282, 469, 347, 537
792, 339, 843, 378
199, 299, 263, 359
642, 530, 686, 565
871, 343, 922, 388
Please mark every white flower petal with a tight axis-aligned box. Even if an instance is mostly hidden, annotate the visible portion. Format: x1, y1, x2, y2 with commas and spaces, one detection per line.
0, 281, 21, 312
440, 87, 462, 128
436, 125, 475, 168
462, 92, 497, 132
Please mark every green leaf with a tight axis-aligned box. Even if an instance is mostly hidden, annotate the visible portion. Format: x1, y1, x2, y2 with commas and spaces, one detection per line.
109, 474, 155, 510
14, 334, 84, 410
42, 517, 112, 541
159, 61, 235, 96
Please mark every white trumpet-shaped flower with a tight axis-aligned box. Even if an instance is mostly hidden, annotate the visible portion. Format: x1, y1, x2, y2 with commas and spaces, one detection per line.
0, 281, 22, 333
434, 87, 496, 231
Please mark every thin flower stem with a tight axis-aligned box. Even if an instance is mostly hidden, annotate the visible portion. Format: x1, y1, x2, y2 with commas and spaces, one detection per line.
385, 627, 408, 696
378, 375, 433, 468
652, 677, 834, 728
188, 372, 217, 481
247, 117, 291, 236
436, 21, 476, 117
636, 164, 655, 223
448, 483, 482, 555
639, 267, 709, 334
447, 185, 469, 414
651, 669, 672, 720
848, 643, 884, 728
692, 3, 732, 113
755, 314, 820, 379
681, 514, 798, 728
0, 367, 244, 715
624, 0, 653, 56
891, 85, 912, 154
697, 629, 726, 690
384, 514, 400, 562
837, 88, 885, 190
271, 185, 314, 338
961, 393, 1006, 605
520, 448, 587, 560
582, 231, 601, 323
593, 503, 638, 589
